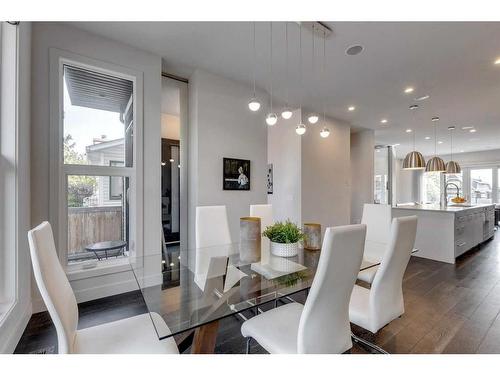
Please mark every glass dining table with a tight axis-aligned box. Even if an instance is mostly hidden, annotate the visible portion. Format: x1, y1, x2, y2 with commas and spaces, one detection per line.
128, 240, 382, 353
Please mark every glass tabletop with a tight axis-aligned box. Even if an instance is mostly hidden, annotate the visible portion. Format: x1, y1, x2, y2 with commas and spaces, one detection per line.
129, 241, 380, 340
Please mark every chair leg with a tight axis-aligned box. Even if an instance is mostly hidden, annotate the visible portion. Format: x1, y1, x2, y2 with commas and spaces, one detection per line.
246, 337, 252, 354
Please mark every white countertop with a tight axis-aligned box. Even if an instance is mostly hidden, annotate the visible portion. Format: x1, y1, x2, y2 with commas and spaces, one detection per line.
393, 203, 495, 213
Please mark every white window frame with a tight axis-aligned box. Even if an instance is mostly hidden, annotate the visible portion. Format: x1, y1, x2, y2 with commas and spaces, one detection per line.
0, 22, 18, 321
49, 48, 144, 275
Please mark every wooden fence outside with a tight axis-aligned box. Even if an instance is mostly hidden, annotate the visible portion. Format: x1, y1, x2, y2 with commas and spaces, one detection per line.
68, 206, 123, 255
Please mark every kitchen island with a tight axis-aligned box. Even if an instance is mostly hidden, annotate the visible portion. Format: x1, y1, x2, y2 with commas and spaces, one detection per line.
393, 204, 495, 264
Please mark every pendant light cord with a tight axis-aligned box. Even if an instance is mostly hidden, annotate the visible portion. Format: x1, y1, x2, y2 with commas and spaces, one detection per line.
252, 22, 256, 97
311, 25, 315, 101
412, 108, 416, 151
299, 23, 303, 114
450, 129, 454, 160
434, 123, 438, 156
322, 30, 326, 125
269, 22, 273, 112
285, 23, 289, 107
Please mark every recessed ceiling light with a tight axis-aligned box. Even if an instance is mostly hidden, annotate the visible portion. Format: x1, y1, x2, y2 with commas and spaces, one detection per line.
469, 128, 477, 133
381, 119, 388, 124
404, 87, 414, 94
495, 58, 500, 65
409, 104, 419, 110
438, 141, 444, 144
431, 116, 440, 122
415, 95, 430, 101
462, 126, 473, 130
460, 150, 465, 153
406, 129, 412, 133
425, 136, 431, 140
392, 143, 400, 146
346, 45, 364, 56
348, 106, 356, 111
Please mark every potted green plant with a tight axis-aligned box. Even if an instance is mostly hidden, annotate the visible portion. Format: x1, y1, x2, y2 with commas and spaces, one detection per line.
262, 220, 305, 257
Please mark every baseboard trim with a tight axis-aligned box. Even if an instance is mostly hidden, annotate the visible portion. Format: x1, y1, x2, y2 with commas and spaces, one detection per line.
0, 301, 32, 353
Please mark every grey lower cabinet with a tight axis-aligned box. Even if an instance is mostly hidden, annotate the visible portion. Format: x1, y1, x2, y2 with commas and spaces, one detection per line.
455, 205, 495, 257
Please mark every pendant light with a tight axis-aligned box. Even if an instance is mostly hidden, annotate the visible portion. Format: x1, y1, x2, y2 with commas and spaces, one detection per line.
265, 22, 277, 126
402, 104, 426, 170
320, 29, 330, 138
296, 23, 306, 135
425, 116, 446, 172
248, 22, 261, 112
281, 23, 293, 120
445, 126, 461, 173
307, 25, 319, 124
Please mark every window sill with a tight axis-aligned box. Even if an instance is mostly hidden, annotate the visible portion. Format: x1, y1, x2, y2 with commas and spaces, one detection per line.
66, 257, 131, 281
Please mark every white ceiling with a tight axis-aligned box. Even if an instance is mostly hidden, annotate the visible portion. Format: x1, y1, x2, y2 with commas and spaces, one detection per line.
68, 21, 500, 158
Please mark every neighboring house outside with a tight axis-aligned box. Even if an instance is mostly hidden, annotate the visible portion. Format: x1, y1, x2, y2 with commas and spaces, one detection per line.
86, 137, 125, 207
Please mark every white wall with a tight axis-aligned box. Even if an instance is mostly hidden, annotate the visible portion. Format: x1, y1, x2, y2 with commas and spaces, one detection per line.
30, 22, 162, 311
0, 22, 32, 353
350, 130, 375, 224
436, 149, 500, 166
394, 159, 423, 204
161, 113, 180, 140
301, 114, 351, 233
187, 69, 268, 250
267, 109, 301, 224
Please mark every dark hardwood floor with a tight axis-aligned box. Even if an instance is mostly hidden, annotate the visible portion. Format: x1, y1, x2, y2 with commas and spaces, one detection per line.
15, 233, 500, 354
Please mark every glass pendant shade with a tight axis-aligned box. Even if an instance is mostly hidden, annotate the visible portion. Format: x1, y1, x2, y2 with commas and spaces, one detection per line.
248, 97, 261, 112
402, 151, 426, 170
296, 124, 306, 135
445, 160, 461, 174
266, 113, 278, 126
281, 108, 293, 119
307, 114, 319, 124
320, 128, 330, 138
425, 156, 446, 172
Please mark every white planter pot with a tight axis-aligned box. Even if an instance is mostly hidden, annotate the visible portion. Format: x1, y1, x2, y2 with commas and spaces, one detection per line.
270, 241, 299, 257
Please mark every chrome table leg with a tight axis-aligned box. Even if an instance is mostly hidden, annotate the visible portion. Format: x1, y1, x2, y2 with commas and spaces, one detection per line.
351, 332, 388, 354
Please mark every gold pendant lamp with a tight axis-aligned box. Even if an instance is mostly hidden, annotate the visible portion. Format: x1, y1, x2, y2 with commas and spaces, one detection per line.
425, 116, 446, 172
445, 126, 461, 174
403, 104, 426, 170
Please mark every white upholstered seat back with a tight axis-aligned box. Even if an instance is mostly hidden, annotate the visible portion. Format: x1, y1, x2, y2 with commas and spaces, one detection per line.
370, 216, 417, 329
361, 204, 392, 261
195, 205, 232, 248
28, 222, 78, 354
194, 206, 232, 290
249, 204, 273, 232
298, 224, 366, 353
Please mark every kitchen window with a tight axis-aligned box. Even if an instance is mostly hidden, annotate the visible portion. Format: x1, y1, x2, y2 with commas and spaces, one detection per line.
422, 172, 441, 205
470, 168, 493, 204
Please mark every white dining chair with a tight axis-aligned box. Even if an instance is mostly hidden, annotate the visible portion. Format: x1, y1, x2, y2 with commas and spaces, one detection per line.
357, 203, 392, 284
349, 216, 417, 334
195, 205, 232, 289
241, 224, 366, 354
28, 221, 179, 354
249, 204, 273, 232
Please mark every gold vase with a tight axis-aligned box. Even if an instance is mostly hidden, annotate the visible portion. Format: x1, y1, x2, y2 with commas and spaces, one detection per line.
303, 223, 321, 250
239, 217, 261, 263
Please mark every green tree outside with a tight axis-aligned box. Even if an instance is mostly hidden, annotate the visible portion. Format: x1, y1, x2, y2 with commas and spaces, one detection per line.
64, 134, 97, 207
